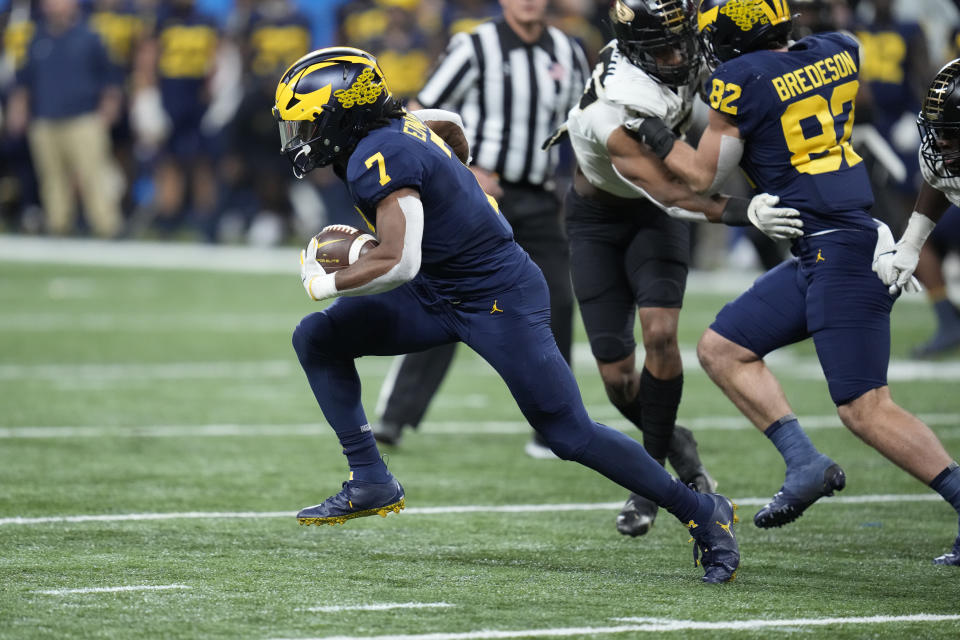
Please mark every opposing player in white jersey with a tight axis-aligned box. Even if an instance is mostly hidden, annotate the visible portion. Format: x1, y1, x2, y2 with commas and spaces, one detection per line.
553, 0, 802, 537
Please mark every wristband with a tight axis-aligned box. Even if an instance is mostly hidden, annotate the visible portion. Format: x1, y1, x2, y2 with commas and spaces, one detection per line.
626, 118, 677, 160
720, 196, 751, 226
306, 272, 338, 301
901, 211, 936, 250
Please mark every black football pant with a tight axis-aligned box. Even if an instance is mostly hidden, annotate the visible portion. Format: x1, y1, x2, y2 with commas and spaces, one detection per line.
378, 182, 574, 430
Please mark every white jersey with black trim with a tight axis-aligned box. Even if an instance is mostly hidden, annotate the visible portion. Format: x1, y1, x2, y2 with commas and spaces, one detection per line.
919, 147, 960, 208
566, 41, 697, 200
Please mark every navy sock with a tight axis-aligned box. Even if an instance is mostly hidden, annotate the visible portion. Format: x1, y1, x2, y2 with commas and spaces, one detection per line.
294, 335, 390, 483
930, 462, 960, 515
764, 414, 820, 470
572, 422, 700, 522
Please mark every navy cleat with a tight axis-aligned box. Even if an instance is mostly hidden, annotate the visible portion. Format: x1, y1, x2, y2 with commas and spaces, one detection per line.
685, 492, 740, 584
616, 493, 658, 537
297, 474, 405, 526
912, 328, 960, 359
933, 534, 960, 566
754, 456, 845, 528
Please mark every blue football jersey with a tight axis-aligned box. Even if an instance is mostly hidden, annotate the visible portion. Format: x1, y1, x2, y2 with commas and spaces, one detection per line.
707, 32, 875, 233
854, 21, 924, 134
346, 114, 528, 300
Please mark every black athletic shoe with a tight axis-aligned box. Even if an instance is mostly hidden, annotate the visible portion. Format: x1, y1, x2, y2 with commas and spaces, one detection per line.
668, 425, 718, 493
616, 493, 658, 537
754, 456, 845, 528
372, 421, 406, 446
686, 492, 740, 584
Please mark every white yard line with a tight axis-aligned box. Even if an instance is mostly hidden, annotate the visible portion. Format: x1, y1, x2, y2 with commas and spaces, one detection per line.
0, 494, 943, 527
269, 613, 960, 640
304, 603, 453, 613
33, 584, 191, 595
3, 413, 959, 439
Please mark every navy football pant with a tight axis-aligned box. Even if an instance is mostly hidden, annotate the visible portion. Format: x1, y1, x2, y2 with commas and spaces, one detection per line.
292, 264, 698, 519
711, 228, 894, 405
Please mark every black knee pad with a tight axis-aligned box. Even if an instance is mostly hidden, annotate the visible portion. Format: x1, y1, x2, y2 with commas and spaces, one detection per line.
590, 333, 635, 364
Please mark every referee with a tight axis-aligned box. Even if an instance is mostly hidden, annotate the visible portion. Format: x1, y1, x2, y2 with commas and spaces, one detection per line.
372, 0, 590, 457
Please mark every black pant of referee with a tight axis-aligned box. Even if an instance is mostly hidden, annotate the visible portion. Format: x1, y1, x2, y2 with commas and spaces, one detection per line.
373, 182, 574, 455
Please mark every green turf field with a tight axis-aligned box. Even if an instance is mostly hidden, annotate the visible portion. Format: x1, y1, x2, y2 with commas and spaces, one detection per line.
2, 251, 960, 639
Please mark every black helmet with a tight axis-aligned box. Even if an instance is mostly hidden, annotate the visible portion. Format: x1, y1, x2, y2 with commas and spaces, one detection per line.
697, 0, 793, 67
273, 47, 398, 177
609, 0, 701, 87
918, 58, 960, 179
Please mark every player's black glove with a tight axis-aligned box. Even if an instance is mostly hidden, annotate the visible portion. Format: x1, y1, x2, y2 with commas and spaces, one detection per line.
625, 117, 677, 160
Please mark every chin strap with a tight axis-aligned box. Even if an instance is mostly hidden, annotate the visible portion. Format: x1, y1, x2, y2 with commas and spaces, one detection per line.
292, 144, 314, 179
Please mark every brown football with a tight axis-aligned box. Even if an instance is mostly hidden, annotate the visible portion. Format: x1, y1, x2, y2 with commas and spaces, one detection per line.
424, 119, 470, 164
313, 224, 379, 272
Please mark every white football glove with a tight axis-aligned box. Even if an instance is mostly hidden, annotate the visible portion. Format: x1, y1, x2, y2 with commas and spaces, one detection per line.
748, 193, 804, 240
872, 219, 923, 295
299, 237, 338, 301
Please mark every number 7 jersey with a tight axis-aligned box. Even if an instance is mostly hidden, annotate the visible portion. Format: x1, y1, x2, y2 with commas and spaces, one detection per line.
708, 32, 874, 233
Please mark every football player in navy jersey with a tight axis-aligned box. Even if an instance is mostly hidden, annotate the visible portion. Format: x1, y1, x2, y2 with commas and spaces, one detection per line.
630, 0, 960, 565
276, 47, 740, 583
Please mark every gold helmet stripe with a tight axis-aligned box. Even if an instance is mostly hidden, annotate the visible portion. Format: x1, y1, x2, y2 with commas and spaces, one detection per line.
698, 5, 720, 32
756, 0, 790, 25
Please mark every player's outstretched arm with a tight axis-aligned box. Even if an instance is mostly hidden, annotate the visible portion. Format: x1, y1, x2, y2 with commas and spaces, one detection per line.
622, 113, 802, 240
628, 109, 742, 195
607, 126, 726, 220
301, 188, 424, 301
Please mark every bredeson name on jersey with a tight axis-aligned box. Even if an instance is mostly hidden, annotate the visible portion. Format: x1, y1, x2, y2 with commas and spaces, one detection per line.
770, 49, 858, 101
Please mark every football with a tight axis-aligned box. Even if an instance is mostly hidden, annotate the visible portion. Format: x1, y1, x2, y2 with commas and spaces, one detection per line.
312, 224, 379, 272
424, 119, 470, 164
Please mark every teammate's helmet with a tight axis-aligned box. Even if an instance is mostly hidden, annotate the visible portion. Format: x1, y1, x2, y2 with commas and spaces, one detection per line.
609, 0, 700, 87
273, 47, 397, 177
918, 58, 960, 179
697, 0, 793, 67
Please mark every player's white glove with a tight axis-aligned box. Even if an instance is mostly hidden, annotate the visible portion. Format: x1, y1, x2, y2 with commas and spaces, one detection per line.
747, 193, 804, 240
872, 217, 927, 295
300, 237, 338, 301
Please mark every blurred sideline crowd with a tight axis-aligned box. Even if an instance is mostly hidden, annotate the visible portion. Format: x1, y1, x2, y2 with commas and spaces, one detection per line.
0, 0, 959, 261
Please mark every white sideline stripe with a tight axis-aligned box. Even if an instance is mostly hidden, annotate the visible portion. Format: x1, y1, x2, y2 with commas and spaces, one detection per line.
34, 584, 191, 595
3, 413, 960, 439
305, 603, 453, 613
0, 494, 943, 527
270, 614, 960, 640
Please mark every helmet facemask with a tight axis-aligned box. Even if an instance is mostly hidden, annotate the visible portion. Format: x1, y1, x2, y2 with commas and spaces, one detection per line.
918, 120, 960, 179
609, 0, 701, 88
918, 59, 960, 179
619, 23, 701, 87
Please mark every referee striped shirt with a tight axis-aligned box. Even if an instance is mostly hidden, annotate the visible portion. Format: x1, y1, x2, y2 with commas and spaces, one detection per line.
417, 19, 590, 186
